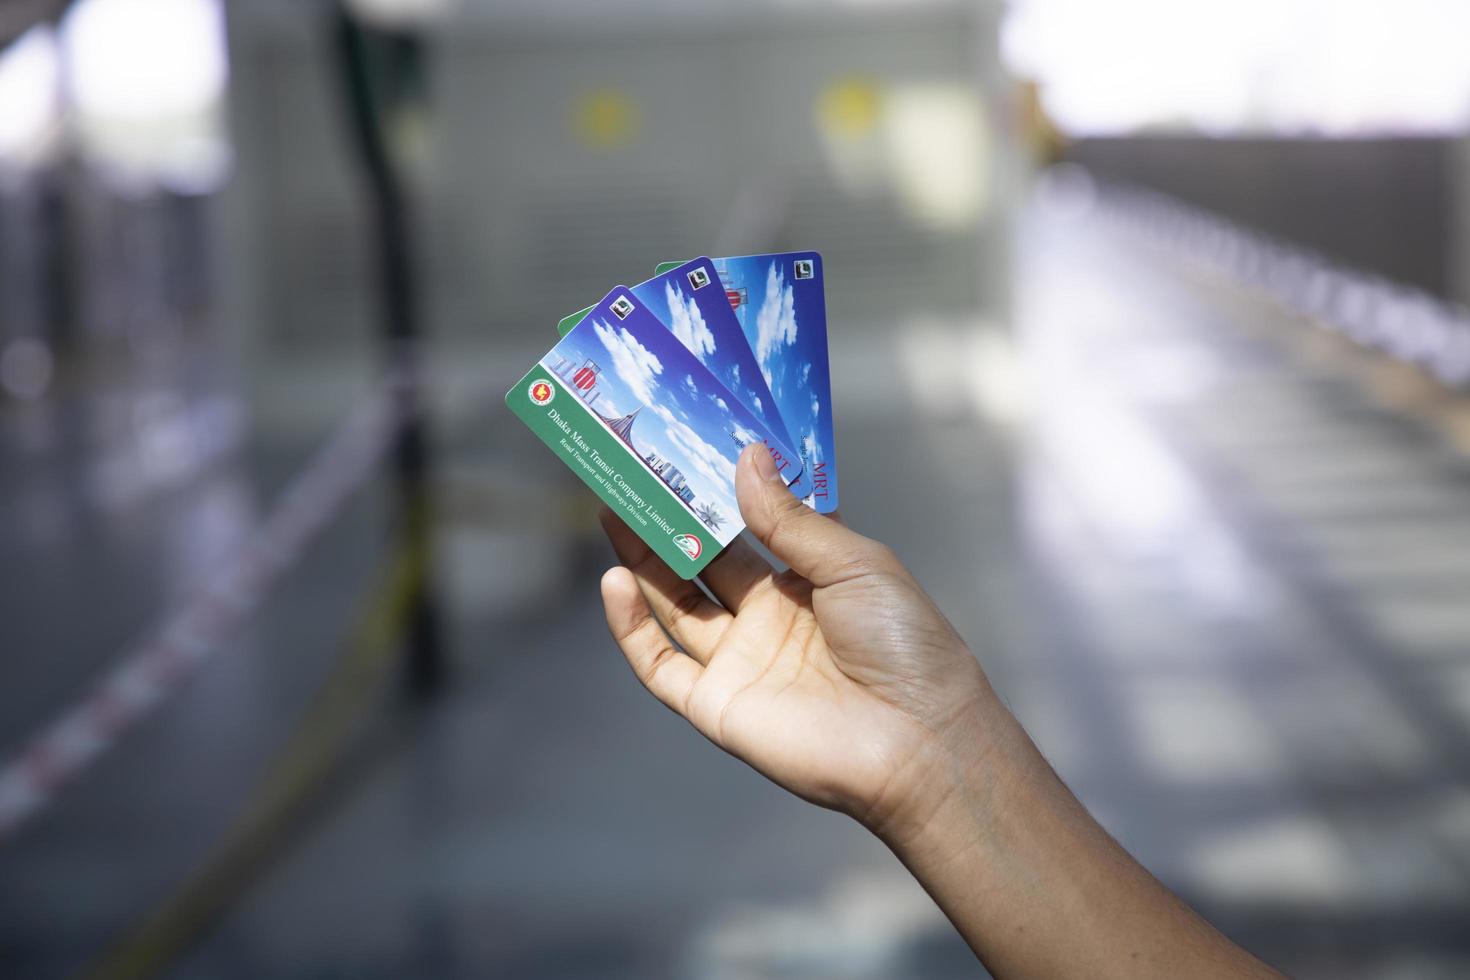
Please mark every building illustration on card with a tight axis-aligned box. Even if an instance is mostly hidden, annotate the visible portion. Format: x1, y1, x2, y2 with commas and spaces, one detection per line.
547, 350, 726, 532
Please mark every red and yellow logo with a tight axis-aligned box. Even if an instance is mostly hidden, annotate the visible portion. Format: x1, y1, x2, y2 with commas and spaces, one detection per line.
529, 379, 555, 406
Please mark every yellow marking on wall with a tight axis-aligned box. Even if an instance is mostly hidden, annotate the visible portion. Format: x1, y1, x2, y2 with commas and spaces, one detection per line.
817, 77, 882, 139
571, 89, 641, 149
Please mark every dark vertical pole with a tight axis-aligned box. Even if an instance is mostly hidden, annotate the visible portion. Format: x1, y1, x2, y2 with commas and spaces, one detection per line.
331, 7, 444, 696
40, 173, 77, 356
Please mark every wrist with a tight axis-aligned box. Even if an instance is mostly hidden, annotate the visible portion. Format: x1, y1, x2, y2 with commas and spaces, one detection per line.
862, 683, 1042, 862
854, 671, 1285, 978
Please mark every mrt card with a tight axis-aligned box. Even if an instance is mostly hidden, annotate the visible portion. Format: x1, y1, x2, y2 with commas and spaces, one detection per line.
508, 287, 802, 578
559, 258, 811, 500
656, 252, 837, 511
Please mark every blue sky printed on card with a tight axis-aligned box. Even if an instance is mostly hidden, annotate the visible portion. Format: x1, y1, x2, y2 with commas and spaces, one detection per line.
629, 259, 811, 495
713, 252, 837, 511
542, 287, 800, 545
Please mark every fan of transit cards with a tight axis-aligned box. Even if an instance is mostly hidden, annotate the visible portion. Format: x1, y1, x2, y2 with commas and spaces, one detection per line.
507, 252, 837, 579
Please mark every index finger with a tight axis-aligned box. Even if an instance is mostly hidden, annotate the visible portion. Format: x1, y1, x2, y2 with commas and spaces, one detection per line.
598, 507, 731, 664
698, 535, 775, 612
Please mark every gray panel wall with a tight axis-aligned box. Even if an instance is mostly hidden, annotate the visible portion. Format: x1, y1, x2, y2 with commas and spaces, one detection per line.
225, 7, 1012, 356
1069, 136, 1459, 302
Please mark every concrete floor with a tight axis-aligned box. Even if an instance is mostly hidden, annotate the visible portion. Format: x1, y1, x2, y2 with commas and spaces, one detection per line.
2, 204, 1469, 979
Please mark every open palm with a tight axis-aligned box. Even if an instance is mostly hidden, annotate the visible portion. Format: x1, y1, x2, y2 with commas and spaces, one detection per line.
599, 444, 991, 827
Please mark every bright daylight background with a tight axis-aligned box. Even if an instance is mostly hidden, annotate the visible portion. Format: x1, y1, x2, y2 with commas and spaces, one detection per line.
1006, 0, 1470, 135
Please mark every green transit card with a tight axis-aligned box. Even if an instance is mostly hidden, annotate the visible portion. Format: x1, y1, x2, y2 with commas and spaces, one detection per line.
512, 286, 803, 579
555, 306, 593, 337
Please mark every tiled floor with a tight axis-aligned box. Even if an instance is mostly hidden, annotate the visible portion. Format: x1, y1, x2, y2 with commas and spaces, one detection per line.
2, 202, 1469, 978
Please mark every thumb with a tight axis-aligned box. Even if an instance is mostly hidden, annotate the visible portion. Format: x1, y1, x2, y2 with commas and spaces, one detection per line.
735, 443, 894, 587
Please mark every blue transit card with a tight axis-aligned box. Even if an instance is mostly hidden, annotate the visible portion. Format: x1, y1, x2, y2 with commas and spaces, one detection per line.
658, 252, 837, 512
628, 258, 810, 501
508, 287, 802, 578
555, 259, 811, 500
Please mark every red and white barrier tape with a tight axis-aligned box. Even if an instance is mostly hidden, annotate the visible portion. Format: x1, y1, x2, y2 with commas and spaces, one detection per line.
0, 387, 399, 841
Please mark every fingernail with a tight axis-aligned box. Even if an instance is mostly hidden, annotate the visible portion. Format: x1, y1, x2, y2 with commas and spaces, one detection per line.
751, 443, 780, 482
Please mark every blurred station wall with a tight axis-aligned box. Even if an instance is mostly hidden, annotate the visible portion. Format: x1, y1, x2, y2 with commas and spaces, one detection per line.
1069, 136, 1470, 310
222, 0, 1015, 364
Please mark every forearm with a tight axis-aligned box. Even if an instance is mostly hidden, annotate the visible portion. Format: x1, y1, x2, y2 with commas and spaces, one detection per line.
870, 699, 1283, 980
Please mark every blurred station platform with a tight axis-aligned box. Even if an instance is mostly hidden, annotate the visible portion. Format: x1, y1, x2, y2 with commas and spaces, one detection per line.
3, 191, 1470, 979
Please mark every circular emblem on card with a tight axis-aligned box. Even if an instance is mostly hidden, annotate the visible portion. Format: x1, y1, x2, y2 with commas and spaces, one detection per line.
673, 533, 702, 560
529, 379, 555, 406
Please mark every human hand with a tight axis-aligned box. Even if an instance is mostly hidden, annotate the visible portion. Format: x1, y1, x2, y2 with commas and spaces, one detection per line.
598, 442, 1000, 837
599, 444, 1285, 979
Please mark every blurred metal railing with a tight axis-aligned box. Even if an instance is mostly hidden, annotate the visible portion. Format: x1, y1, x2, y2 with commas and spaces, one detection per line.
1095, 179, 1470, 390
0, 378, 401, 842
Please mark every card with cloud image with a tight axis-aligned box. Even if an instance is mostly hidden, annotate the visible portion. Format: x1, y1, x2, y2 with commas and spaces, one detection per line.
508, 286, 803, 578
629, 257, 809, 498
560, 257, 810, 500
656, 252, 837, 511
